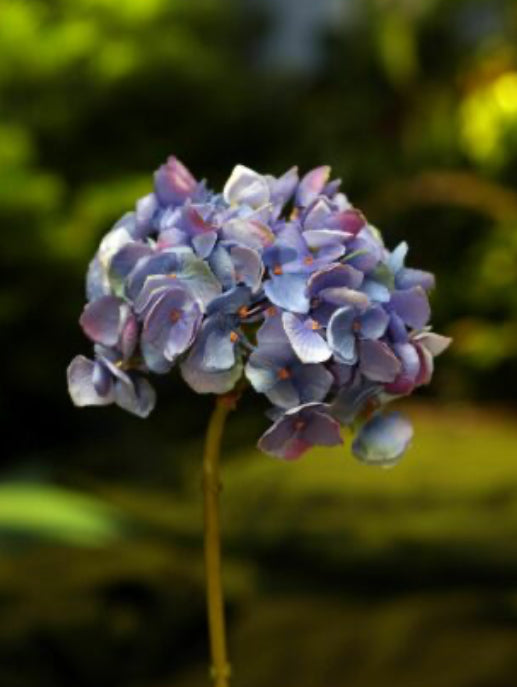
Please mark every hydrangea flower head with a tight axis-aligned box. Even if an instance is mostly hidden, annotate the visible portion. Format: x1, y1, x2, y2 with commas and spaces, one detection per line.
68, 157, 451, 466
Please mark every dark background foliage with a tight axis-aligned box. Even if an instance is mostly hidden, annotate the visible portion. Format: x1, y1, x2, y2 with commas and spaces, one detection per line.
1, 1, 517, 685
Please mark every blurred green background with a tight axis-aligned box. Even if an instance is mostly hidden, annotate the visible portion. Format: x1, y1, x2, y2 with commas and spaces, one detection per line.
1, 0, 517, 685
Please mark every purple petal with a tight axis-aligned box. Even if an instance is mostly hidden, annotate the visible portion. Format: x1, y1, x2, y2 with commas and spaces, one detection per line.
308, 264, 363, 297
266, 378, 302, 409
135, 193, 158, 238
109, 243, 154, 293
303, 198, 333, 230
294, 364, 334, 405
396, 267, 435, 292
180, 352, 243, 394
267, 166, 299, 208
302, 410, 342, 447
92, 360, 114, 397
114, 375, 156, 418
67, 356, 114, 407
359, 340, 401, 383
390, 287, 430, 330
352, 412, 413, 467
230, 245, 264, 292
282, 313, 331, 363
79, 296, 124, 347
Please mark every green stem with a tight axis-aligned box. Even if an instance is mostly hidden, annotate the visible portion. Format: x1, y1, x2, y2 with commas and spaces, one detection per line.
203, 395, 234, 687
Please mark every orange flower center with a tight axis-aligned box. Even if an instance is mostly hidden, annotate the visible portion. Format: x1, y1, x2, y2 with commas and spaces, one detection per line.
277, 367, 291, 380
273, 265, 283, 276
230, 331, 239, 343
170, 308, 181, 323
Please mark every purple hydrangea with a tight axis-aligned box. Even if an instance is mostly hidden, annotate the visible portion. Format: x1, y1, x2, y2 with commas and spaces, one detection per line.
68, 157, 451, 465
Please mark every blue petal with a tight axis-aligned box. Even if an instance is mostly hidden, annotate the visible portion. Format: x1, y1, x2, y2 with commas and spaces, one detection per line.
264, 274, 310, 314
358, 305, 389, 340
282, 312, 331, 363
352, 412, 413, 467
327, 307, 358, 363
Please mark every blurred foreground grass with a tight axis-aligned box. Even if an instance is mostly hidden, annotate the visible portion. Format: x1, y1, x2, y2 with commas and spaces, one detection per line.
1, 403, 517, 687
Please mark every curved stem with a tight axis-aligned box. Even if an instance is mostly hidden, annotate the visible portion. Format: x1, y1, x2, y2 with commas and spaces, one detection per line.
203, 395, 234, 687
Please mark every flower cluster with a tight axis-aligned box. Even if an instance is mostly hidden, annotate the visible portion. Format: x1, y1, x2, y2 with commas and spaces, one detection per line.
67, 156, 450, 465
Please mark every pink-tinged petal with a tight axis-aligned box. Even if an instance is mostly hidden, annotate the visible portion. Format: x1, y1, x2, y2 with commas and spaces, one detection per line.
282, 312, 331, 363
154, 156, 197, 205
296, 166, 331, 207
79, 296, 124, 347
414, 343, 434, 386
359, 340, 401, 383
352, 412, 413, 467
258, 417, 310, 460
384, 342, 421, 395
327, 208, 366, 236
222, 218, 275, 250
67, 356, 114, 407
390, 287, 430, 330
120, 311, 138, 360
223, 165, 270, 208
413, 332, 452, 356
